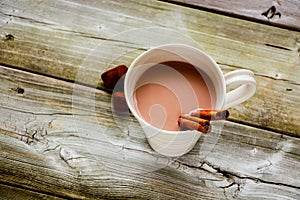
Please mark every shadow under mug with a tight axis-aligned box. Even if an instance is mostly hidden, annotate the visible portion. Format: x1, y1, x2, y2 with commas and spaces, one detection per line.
124, 44, 256, 157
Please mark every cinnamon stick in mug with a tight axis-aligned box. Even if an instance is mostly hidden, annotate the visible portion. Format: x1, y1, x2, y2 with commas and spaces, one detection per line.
190, 110, 229, 120
180, 114, 210, 126
178, 115, 211, 133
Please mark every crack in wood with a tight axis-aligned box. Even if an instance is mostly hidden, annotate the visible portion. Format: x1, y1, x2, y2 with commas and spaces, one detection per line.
174, 160, 240, 198
257, 73, 299, 85
3, 13, 57, 26
264, 43, 292, 51
176, 160, 300, 191
59, 147, 86, 169
256, 160, 273, 173
42, 143, 60, 153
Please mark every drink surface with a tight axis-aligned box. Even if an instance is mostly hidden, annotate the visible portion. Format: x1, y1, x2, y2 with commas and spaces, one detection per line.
133, 61, 213, 131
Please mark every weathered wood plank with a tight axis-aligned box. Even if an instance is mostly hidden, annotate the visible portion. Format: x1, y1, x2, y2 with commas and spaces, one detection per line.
221, 64, 300, 137
1, 0, 299, 81
0, 65, 299, 199
165, 0, 300, 31
0, 0, 299, 136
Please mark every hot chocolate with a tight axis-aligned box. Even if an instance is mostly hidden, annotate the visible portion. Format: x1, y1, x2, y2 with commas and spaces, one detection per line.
133, 61, 214, 131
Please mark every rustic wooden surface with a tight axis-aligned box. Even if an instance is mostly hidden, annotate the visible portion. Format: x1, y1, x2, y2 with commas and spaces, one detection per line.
167, 0, 300, 31
0, 0, 299, 199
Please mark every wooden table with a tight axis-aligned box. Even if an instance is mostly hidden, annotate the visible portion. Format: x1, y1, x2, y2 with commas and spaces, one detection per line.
1, 0, 299, 199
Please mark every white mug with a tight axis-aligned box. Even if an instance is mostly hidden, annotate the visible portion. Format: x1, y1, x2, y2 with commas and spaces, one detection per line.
124, 44, 256, 157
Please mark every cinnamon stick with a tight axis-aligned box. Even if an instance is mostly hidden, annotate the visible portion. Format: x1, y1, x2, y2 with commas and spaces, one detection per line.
190, 109, 229, 120
180, 114, 210, 126
178, 115, 211, 133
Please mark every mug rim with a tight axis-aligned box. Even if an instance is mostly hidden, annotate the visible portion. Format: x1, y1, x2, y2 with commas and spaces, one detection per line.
124, 43, 225, 135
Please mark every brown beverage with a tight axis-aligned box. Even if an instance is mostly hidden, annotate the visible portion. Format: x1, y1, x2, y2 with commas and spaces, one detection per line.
133, 61, 213, 131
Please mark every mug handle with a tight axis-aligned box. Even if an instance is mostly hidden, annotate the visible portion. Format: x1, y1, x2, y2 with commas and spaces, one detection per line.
223, 69, 257, 109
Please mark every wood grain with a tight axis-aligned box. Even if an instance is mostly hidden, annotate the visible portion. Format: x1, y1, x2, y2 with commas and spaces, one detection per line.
0, 0, 299, 199
0, 0, 299, 136
0, 65, 299, 199
164, 0, 300, 31
0, 184, 65, 200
